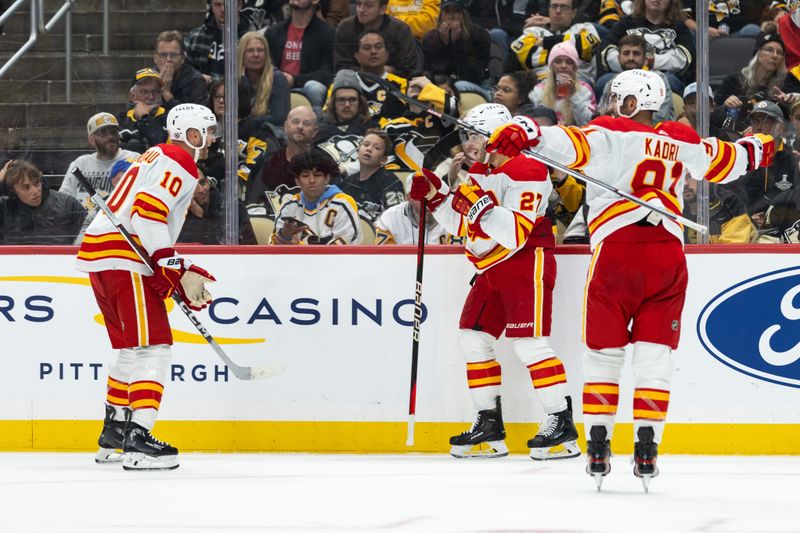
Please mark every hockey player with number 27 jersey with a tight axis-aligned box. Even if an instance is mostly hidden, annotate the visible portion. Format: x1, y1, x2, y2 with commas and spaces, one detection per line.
76, 103, 219, 472
410, 103, 580, 461
487, 69, 775, 490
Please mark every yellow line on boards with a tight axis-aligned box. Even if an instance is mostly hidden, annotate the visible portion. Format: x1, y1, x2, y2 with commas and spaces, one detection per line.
0, 421, 798, 454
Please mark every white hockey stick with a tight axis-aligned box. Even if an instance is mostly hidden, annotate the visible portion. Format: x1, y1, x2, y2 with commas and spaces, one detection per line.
74, 168, 284, 381
360, 72, 708, 234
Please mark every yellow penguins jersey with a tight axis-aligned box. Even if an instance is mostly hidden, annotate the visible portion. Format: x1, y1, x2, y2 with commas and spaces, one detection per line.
430, 157, 555, 273
379, 83, 458, 173
76, 144, 200, 274
511, 23, 601, 82
374, 202, 461, 244
531, 116, 753, 249
272, 186, 361, 245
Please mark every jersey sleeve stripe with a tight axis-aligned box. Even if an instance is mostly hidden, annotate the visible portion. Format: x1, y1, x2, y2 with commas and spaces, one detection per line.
131, 192, 170, 224
465, 242, 513, 270
513, 211, 535, 247
704, 141, 737, 183
559, 126, 591, 169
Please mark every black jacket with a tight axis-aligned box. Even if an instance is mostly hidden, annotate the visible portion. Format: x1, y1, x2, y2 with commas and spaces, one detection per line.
0, 187, 86, 245
265, 16, 336, 87
739, 143, 799, 215
117, 105, 168, 153
422, 23, 492, 84
178, 186, 257, 245
160, 62, 210, 110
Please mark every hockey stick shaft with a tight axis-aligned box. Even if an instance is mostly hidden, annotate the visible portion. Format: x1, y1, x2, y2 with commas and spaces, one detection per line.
361, 72, 707, 234
406, 199, 427, 446
73, 168, 272, 381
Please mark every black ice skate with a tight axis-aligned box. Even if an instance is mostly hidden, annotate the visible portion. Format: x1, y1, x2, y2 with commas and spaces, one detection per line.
633, 426, 659, 493
527, 396, 581, 460
95, 405, 127, 464
586, 425, 611, 491
449, 396, 508, 458
122, 417, 179, 471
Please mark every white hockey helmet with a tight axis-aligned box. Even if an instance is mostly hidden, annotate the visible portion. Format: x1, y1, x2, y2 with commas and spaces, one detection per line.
460, 102, 513, 143
166, 103, 218, 161
608, 69, 665, 118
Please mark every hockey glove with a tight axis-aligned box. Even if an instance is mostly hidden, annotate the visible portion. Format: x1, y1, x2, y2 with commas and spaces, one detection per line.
486, 116, 541, 158
409, 168, 450, 211
147, 248, 216, 310
177, 263, 216, 311
737, 133, 775, 171
452, 183, 495, 227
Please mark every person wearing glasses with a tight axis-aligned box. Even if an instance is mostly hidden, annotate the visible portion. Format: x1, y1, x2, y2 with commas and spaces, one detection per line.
510, 0, 601, 84
117, 68, 169, 153
152, 31, 208, 111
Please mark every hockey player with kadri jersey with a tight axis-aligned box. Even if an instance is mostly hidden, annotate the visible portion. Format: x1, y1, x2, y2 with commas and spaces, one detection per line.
409, 103, 580, 461
75, 103, 219, 471
487, 69, 775, 490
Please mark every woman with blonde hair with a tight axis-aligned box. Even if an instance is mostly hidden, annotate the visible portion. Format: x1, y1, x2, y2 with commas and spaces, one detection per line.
530, 41, 595, 126
238, 31, 290, 126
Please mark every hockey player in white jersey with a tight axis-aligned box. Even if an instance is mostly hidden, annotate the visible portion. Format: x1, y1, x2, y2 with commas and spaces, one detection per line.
76, 103, 218, 471
410, 103, 580, 460
487, 70, 775, 489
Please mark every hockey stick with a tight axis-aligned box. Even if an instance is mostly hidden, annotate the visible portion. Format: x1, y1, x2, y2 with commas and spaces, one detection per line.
359, 72, 708, 234
73, 168, 284, 381
406, 199, 427, 446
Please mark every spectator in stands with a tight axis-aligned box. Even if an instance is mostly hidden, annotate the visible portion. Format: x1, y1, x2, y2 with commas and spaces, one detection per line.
511, 0, 601, 84
714, 32, 786, 131
118, 68, 168, 153
422, 0, 492, 97
493, 71, 535, 115
315, 69, 379, 171
60, 113, 139, 205
597, 34, 674, 122
339, 129, 404, 221
600, 0, 694, 93
185, 0, 254, 83
738, 100, 798, 228
683, 1, 764, 39
678, 82, 722, 137
352, 30, 408, 120
468, 0, 539, 69
265, 0, 336, 113
0, 160, 86, 245
152, 30, 208, 110
683, 178, 756, 244
178, 174, 257, 245
375, 176, 455, 244
319, 0, 350, 27
786, 98, 800, 149
203, 81, 282, 188
530, 41, 596, 126
272, 150, 361, 244
246, 106, 318, 203
239, 31, 291, 127
334, 0, 418, 76
387, 0, 439, 39
777, 6, 800, 70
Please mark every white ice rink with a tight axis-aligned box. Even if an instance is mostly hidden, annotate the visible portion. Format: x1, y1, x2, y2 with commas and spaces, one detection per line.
1, 453, 798, 532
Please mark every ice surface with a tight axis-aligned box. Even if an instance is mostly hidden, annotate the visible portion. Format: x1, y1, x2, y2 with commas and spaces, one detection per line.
1, 453, 797, 532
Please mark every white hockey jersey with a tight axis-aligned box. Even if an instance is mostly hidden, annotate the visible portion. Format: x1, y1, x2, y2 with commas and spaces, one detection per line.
374, 202, 459, 245
431, 157, 554, 273
75, 144, 199, 274
272, 185, 361, 245
531, 116, 752, 249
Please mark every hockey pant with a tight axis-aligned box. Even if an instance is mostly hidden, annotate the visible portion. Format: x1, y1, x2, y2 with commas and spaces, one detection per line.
105, 344, 172, 430
582, 341, 672, 443
459, 329, 569, 414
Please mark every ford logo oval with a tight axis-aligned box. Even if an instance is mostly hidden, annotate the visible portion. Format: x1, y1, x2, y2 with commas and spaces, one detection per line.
698, 267, 800, 388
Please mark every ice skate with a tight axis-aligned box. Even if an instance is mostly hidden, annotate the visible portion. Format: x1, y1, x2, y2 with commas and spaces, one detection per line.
586, 425, 611, 491
527, 396, 580, 460
449, 396, 508, 459
633, 426, 659, 493
95, 405, 127, 464
122, 420, 179, 471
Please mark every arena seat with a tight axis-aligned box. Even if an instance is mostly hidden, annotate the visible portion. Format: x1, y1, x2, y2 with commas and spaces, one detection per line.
290, 90, 313, 110
250, 217, 275, 244
359, 217, 376, 244
459, 92, 488, 117
709, 36, 756, 90
672, 92, 684, 119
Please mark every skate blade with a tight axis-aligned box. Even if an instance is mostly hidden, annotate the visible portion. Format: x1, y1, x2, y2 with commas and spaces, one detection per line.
529, 440, 581, 461
122, 452, 179, 471
592, 473, 605, 492
640, 474, 654, 494
450, 440, 509, 459
95, 448, 124, 464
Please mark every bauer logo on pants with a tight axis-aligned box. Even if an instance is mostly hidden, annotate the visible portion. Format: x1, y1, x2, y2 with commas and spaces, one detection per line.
697, 267, 800, 388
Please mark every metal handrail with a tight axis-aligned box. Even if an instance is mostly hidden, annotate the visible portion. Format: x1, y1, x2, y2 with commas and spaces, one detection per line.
0, 0, 110, 103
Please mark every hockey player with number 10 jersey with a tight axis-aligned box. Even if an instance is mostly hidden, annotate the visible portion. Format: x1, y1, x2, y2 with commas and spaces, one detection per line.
410, 103, 580, 461
76, 103, 219, 471
487, 69, 775, 490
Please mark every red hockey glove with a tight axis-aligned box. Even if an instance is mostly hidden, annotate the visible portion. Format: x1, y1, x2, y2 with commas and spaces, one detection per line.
409, 168, 450, 210
736, 133, 775, 171
486, 116, 541, 157
147, 248, 216, 310
452, 183, 495, 227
